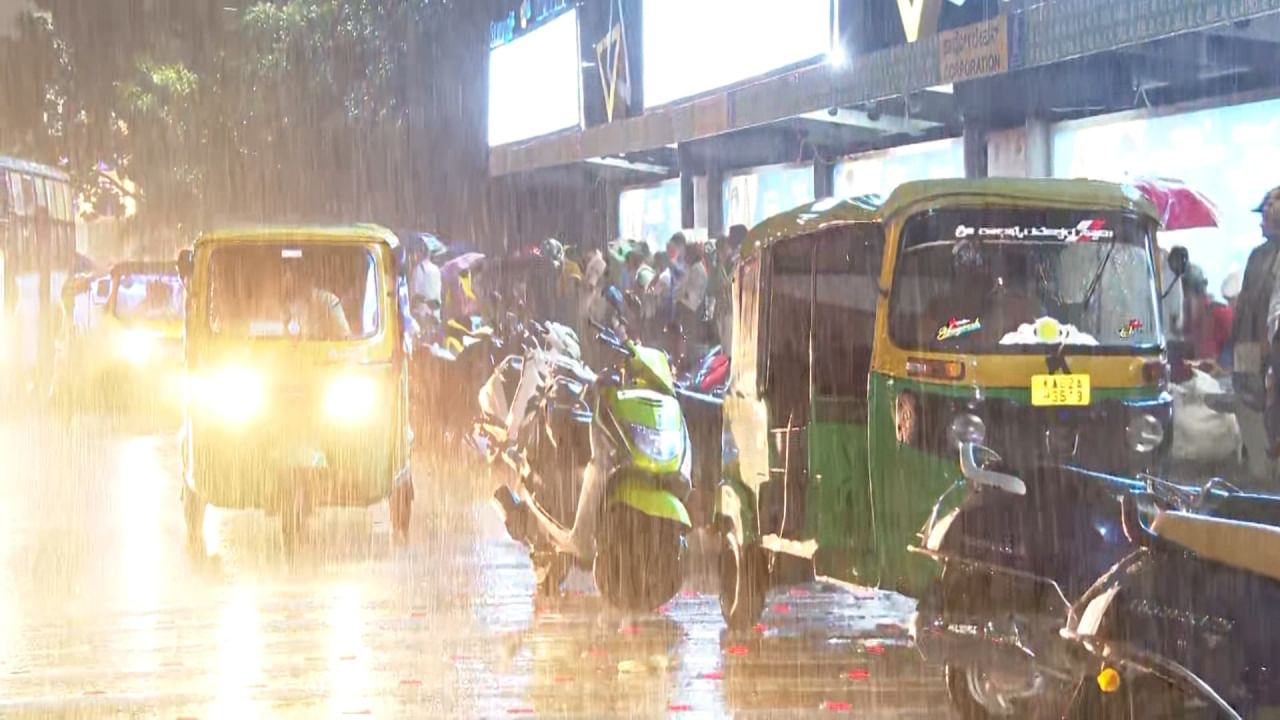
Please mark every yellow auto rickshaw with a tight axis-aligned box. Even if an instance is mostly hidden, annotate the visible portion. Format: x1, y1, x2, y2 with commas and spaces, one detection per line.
53, 261, 186, 413
717, 179, 1170, 627
178, 225, 414, 551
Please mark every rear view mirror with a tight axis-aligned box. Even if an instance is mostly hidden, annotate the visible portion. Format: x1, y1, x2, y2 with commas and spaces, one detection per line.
91, 277, 111, 304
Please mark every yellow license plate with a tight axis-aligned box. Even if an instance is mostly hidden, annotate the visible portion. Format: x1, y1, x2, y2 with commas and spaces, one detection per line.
1030, 374, 1091, 407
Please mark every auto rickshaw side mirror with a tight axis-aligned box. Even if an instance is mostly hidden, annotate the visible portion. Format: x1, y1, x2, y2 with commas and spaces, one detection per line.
177, 249, 194, 284
92, 277, 112, 303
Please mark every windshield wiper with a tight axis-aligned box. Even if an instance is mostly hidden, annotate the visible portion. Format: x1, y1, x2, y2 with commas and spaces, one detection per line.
1079, 237, 1118, 317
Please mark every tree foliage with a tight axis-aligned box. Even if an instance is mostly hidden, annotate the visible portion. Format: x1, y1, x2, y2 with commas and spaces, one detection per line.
0, 0, 491, 237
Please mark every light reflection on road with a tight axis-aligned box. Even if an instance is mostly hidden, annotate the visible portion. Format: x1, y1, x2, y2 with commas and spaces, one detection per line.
0, 413, 954, 718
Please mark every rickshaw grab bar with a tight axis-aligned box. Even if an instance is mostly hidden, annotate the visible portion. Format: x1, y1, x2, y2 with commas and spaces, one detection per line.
958, 442, 1027, 496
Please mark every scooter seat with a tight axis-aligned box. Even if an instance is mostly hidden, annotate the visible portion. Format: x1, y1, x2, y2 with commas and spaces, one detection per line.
1152, 511, 1280, 583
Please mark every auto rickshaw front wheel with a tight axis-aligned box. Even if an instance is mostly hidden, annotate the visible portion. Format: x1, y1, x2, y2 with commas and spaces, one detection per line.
280, 486, 308, 554
389, 482, 413, 545
182, 486, 207, 554
718, 530, 768, 631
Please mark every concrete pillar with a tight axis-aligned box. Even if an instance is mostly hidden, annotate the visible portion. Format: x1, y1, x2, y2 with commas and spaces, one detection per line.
1025, 115, 1052, 178
814, 157, 835, 200
678, 144, 696, 230
706, 161, 724, 239
963, 118, 988, 179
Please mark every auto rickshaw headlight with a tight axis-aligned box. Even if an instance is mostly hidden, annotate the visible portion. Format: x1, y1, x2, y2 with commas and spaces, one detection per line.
948, 413, 986, 447
194, 366, 265, 425
117, 329, 159, 366
325, 373, 379, 424
1126, 413, 1164, 453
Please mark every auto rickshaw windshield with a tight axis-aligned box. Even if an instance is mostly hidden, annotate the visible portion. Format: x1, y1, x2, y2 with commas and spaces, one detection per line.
114, 273, 184, 323
889, 208, 1161, 354
206, 243, 381, 341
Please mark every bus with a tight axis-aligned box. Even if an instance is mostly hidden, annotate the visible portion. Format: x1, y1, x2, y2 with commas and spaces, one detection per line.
1, 156, 77, 399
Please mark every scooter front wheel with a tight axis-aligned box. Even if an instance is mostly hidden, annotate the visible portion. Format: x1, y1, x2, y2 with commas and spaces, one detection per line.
593, 506, 686, 612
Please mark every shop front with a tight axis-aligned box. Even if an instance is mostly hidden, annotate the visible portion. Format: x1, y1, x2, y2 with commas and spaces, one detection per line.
1052, 93, 1280, 299
833, 138, 964, 199
722, 163, 815, 231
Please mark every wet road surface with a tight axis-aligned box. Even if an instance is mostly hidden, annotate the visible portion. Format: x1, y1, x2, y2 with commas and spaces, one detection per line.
0, 412, 954, 718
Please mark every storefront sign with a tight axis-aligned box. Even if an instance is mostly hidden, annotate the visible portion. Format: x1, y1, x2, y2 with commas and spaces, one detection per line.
490, 0, 571, 48
1014, 0, 1280, 69
596, 10, 632, 123
938, 15, 1008, 84
896, 0, 945, 43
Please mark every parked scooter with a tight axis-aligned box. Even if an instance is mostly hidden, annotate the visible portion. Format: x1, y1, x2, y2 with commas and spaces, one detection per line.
476, 317, 594, 515
912, 442, 1158, 718
492, 289, 693, 611
411, 312, 509, 456
1061, 483, 1280, 719
679, 345, 729, 397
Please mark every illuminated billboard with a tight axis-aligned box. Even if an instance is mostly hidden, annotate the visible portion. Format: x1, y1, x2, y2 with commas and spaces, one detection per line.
642, 0, 832, 108
487, 8, 582, 147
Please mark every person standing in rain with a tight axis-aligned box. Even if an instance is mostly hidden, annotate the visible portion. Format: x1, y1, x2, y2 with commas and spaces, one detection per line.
1231, 186, 1280, 480
409, 240, 444, 339
675, 242, 709, 366
712, 224, 746, 348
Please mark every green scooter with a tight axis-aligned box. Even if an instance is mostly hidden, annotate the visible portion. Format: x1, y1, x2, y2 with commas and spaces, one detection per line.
494, 290, 692, 611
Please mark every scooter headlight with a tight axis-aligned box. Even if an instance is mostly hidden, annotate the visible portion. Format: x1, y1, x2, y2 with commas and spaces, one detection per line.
193, 366, 266, 425
628, 423, 682, 463
1126, 413, 1164, 453
325, 372, 379, 424
948, 413, 986, 448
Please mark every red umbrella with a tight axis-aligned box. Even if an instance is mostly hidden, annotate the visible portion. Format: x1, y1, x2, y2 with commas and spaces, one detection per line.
1132, 177, 1220, 231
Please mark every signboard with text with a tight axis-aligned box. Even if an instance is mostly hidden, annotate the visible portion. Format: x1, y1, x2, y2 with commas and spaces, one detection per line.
938, 15, 1008, 84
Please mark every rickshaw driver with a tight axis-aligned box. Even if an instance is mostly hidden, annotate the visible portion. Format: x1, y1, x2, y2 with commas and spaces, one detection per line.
283, 271, 351, 340
216, 267, 351, 340
917, 237, 1040, 345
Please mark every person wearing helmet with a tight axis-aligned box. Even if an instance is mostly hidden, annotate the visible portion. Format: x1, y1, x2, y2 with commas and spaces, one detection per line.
1231, 186, 1280, 479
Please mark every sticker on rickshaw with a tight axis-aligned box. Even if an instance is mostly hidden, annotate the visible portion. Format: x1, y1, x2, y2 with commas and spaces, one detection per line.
1118, 319, 1144, 338
937, 317, 982, 341
1030, 373, 1091, 407
1000, 317, 1099, 346
953, 220, 1114, 242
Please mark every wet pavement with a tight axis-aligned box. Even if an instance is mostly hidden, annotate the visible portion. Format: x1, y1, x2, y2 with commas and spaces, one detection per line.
0, 412, 953, 718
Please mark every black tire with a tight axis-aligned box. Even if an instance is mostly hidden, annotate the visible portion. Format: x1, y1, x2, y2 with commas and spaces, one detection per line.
281, 486, 306, 554
719, 529, 769, 630
594, 506, 686, 612
390, 482, 413, 545
183, 486, 207, 553
532, 551, 569, 597
946, 663, 1073, 720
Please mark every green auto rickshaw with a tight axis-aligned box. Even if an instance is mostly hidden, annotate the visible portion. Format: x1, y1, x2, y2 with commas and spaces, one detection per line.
716, 179, 1171, 628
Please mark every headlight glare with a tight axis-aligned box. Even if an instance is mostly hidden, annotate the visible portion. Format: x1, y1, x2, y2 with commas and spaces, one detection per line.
628, 422, 681, 463
117, 329, 158, 366
1126, 413, 1164, 453
948, 413, 987, 448
325, 373, 379, 423
194, 366, 265, 425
